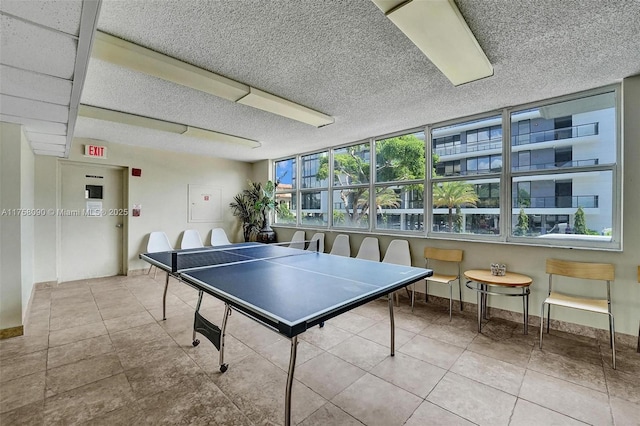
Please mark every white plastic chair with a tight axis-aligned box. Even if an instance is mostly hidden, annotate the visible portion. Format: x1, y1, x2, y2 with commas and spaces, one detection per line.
288, 230, 306, 250
355, 237, 380, 261
210, 228, 231, 246
329, 234, 351, 257
306, 233, 325, 252
382, 239, 412, 306
146, 231, 173, 278
181, 229, 204, 249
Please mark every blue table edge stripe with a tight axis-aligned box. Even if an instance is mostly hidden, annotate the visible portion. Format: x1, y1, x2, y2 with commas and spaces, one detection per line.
182, 268, 432, 337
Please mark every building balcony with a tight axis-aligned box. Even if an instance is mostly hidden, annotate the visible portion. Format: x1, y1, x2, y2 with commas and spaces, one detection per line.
512, 158, 598, 171
513, 195, 599, 209
434, 137, 501, 157
511, 122, 598, 147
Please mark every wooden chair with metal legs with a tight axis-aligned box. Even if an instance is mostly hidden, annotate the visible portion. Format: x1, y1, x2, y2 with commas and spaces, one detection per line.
540, 259, 616, 369
423, 247, 464, 319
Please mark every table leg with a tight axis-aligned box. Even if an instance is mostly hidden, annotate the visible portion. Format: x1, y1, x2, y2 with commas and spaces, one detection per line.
523, 288, 529, 335
388, 293, 395, 356
285, 336, 298, 426
482, 284, 489, 320
476, 282, 482, 332
219, 304, 231, 372
162, 272, 169, 320
193, 290, 204, 343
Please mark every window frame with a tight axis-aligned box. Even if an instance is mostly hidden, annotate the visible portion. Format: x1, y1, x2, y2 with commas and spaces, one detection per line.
299, 151, 329, 226
330, 140, 372, 230
271, 84, 622, 251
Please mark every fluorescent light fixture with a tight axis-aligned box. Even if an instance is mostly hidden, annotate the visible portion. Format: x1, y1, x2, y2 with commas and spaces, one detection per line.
92, 31, 334, 127
181, 126, 262, 148
79, 104, 186, 133
92, 31, 250, 102
237, 87, 334, 128
371, 0, 493, 86
78, 104, 261, 148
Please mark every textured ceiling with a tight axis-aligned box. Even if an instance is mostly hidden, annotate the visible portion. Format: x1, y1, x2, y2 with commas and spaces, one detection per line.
6, 0, 640, 163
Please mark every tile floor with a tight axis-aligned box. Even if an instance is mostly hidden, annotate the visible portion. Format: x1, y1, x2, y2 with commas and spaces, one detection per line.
1, 273, 639, 425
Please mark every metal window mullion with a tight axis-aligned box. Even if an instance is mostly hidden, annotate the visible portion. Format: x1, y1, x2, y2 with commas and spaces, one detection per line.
501, 108, 512, 241
369, 137, 376, 232
328, 148, 335, 228
296, 155, 301, 226
425, 124, 433, 237
611, 85, 622, 247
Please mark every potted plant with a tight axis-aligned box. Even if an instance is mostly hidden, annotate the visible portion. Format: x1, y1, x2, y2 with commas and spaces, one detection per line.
230, 180, 277, 242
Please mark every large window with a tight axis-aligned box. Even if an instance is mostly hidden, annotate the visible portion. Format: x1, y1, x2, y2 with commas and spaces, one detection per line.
274, 158, 297, 224
375, 131, 425, 232
431, 115, 502, 236
300, 152, 328, 225
272, 86, 620, 250
510, 91, 616, 245
331, 142, 370, 229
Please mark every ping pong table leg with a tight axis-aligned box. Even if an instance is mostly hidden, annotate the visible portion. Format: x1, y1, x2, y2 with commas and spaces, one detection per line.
192, 290, 204, 345
285, 335, 298, 426
162, 272, 169, 320
218, 304, 231, 373
388, 293, 395, 356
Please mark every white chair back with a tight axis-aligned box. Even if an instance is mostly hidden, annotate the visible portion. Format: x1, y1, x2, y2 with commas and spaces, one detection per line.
383, 239, 412, 307
147, 231, 173, 253
356, 237, 380, 261
382, 239, 411, 266
306, 233, 325, 252
329, 234, 350, 257
181, 229, 204, 249
146, 231, 173, 278
289, 230, 306, 250
210, 228, 231, 246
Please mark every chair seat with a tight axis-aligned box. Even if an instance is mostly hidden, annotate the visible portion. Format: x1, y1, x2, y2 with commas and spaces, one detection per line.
544, 292, 609, 314
427, 273, 458, 284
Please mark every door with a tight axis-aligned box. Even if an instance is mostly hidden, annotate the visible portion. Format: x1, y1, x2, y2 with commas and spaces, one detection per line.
555, 180, 573, 208
60, 163, 124, 281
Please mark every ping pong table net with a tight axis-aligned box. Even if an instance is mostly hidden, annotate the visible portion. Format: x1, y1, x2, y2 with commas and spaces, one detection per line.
169, 245, 311, 273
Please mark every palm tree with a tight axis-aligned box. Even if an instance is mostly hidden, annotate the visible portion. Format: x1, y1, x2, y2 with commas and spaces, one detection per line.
230, 180, 277, 241
433, 181, 479, 231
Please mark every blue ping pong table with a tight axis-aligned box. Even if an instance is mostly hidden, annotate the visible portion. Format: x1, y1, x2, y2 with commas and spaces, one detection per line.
140, 242, 432, 426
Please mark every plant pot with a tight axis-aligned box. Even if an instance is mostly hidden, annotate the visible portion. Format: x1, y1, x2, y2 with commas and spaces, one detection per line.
256, 224, 276, 243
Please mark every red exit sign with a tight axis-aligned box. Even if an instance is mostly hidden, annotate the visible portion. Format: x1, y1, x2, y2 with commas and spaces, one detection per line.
85, 145, 107, 158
